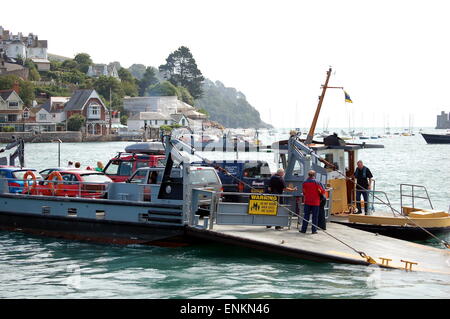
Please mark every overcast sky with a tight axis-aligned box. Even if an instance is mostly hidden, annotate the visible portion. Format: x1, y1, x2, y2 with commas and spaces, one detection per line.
3, 0, 450, 129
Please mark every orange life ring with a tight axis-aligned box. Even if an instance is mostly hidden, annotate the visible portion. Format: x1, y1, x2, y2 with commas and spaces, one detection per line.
47, 171, 64, 196
22, 170, 37, 194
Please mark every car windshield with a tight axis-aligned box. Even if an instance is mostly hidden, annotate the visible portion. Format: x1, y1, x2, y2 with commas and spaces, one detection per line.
104, 160, 134, 176
129, 169, 152, 184
243, 162, 271, 178
13, 170, 43, 180
80, 174, 112, 183
190, 169, 220, 185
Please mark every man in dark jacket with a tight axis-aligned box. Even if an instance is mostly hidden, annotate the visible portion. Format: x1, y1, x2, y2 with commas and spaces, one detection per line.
267, 168, 297, 230
354, 160, 373, 215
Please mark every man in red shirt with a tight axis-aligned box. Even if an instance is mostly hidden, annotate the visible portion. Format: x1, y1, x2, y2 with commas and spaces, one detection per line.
300, 170, 326, 234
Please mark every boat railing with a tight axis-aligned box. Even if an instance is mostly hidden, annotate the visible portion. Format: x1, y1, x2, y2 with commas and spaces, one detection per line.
189, 189, 333, 230
0, 177, 110, 199
353, 187, 396, 216
400, 183, 434, 214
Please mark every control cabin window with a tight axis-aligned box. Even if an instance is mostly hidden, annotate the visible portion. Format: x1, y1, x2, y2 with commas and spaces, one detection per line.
243, 162, 271, 179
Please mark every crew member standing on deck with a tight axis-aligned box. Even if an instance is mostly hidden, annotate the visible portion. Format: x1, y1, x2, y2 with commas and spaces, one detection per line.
267, 168, 297, 230
300, 170, 326, 234
268, 168, 297, 195
354, 160, 373, 215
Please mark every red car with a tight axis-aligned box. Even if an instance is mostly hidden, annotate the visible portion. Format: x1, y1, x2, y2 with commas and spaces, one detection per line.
32, 169, 112, 198
103, 153, 165, 182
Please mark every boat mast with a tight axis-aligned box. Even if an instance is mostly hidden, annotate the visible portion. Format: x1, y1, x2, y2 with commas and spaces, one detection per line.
305, 67, 333, 144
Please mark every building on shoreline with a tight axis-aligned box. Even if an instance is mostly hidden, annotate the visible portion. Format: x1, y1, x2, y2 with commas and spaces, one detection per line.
436, 111, 450, 129
123, 95, 208, 131
0, 26, 50, 71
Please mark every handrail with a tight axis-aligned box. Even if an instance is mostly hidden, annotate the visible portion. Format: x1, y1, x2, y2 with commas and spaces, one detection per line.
400, 183, 434, 212
0, 177, 110, 198
352, 189, 395, 216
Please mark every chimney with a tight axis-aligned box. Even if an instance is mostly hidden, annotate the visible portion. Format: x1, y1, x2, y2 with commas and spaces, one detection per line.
12, 81, 20, 94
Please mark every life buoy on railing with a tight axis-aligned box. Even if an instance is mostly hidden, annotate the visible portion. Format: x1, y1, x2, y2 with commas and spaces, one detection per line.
47, 171, 64, 196
22, 170, 36, 194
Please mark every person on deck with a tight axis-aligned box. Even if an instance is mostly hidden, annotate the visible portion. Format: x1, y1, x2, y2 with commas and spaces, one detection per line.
267, 168, 297, 230
95, 161, 104, 172
300, 170, 326, 234
353, 160, 373, 215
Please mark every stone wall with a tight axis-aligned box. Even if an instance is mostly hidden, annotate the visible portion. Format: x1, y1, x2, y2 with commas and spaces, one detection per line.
0, 131, 82, 143
0, 130, 160, 143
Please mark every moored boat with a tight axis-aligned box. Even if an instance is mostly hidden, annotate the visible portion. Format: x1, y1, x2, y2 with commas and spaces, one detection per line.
421, 132, 450, 144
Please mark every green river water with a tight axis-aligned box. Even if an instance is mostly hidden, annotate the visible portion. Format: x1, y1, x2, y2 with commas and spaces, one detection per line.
0, 129, 449, 298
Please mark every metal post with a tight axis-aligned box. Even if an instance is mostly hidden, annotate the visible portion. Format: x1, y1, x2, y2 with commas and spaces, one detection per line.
52, 139, 62, 167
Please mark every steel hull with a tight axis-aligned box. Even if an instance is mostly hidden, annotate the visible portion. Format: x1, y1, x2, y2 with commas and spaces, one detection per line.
0, 210, 188, 247
421, 133, 450, 144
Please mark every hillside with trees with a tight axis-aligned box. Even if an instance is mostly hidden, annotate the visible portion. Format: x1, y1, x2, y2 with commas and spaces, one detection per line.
2, 46, 271, 128
196, 80, 271, 128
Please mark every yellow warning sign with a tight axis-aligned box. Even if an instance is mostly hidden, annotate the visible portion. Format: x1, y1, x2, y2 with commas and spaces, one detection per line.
248, 194, 278, 216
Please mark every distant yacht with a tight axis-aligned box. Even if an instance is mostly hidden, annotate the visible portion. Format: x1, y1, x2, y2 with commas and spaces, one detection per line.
421, 132, 450, 144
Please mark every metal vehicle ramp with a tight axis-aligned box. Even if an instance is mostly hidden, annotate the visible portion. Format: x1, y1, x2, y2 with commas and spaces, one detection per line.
187, 189, 450, 275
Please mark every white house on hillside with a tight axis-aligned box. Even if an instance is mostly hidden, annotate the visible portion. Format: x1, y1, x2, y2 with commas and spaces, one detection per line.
127, 112, 175, 131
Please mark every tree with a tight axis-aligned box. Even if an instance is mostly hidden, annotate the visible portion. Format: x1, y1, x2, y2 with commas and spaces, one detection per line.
176, 86, 195, 106
61, 59, 78, 70
159, 46, 205, 99
118, 68, 139, 96
74, 53, 92, 65
67, 114, 85, 131
93, 76, 124, 109
118, 68, 134, 82
19, 81, 35, 106
0, 75, 36, 106
120, 115, 128, 126
128, 64, 147, 80
24, 59, 40, 81
138, 67, 159, 96
147, 81, 178, 96
74, 53, 93, 73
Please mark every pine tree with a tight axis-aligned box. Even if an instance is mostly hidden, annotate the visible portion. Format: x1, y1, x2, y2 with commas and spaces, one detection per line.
159, 46, 205, 99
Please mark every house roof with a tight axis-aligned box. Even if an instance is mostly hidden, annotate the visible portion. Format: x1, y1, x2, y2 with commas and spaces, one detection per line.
40, 100, 51, 112
64, 89, 103, 111
0, 90, 13, 101
170, 113, 187, 123
30, 58, 50, 64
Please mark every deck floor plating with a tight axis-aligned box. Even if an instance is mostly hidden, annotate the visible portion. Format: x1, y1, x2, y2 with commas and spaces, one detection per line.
188, 220, 450, 275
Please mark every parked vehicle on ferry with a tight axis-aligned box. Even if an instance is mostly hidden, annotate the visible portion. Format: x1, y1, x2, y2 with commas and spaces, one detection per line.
127, 166, 222, 202
0, 168, 43, 193
39, 167, 65, 179
33, 170, 112, 198
192, 160, 272, 201
103, 153, 165, 182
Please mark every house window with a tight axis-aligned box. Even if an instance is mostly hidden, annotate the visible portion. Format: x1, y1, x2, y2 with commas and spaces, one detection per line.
23, 110, 29, 119
8, 114, 17, 122
8, 102, 19, 109
39, 114, 47, 121
88, 103, 101, 119
164, 120, 168, 124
